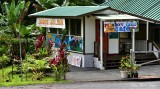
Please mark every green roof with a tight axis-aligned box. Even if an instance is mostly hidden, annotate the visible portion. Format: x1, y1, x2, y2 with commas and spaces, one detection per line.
29, 6, 109, 17
101, 0, 160, 22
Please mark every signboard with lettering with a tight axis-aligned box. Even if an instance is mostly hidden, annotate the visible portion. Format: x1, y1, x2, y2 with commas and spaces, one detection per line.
104, 21, 138, 33
36, 18, 65, 28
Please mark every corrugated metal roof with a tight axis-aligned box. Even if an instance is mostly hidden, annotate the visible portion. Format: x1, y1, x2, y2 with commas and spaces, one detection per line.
101, 0, 160, 22
29, 6, 109, 17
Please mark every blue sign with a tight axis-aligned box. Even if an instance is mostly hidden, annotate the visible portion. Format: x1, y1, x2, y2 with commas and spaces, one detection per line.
104, 21, 138, 32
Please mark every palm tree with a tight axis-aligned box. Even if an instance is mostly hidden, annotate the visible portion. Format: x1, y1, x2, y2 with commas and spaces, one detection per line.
0, 0, 30, 37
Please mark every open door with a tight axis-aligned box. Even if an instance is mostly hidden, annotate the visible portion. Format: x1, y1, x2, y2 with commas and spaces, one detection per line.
95, 19, 108, 57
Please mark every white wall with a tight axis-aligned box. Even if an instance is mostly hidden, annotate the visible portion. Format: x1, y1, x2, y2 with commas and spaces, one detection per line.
109, 39, 119, 54
85, 16, 96, 53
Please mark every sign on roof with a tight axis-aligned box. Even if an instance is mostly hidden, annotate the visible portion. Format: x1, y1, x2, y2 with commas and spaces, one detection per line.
104, 21, 138, 33
36, 18, 65, 28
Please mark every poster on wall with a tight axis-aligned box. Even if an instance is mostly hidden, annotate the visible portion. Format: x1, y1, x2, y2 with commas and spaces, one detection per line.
71, 56, 82, 67
104, 21, 138, 33
47, 33, 83, 52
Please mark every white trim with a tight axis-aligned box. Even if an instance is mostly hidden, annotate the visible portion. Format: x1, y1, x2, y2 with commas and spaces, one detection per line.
96, 14, 155, 23
96, 14, 139, 20
139, 18, 154, 23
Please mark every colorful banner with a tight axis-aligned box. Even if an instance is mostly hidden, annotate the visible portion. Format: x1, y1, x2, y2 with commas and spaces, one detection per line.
104, 21, 138, 33
36, 18, 65, 28
47, 33, 83, 52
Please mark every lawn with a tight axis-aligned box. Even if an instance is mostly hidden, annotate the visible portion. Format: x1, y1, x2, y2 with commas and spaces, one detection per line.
0, 66, 71, 87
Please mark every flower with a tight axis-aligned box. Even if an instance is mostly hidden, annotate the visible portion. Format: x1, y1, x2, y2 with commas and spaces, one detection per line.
35, 34, 45, 52
48, 39, 53, 48
49, 58, 59, 66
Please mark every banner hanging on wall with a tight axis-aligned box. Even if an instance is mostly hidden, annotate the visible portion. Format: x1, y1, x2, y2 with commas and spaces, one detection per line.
104, 21, 138, 33
36, 18, 65, 28
47, 33, 83, 52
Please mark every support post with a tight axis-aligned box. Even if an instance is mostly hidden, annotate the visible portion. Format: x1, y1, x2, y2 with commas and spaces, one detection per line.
131, 29, 135, 65
100, 20, 104, 70
146, 21, 149, 51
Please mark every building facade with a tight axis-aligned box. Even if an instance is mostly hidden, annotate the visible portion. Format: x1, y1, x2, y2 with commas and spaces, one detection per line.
29, 0, 160, 69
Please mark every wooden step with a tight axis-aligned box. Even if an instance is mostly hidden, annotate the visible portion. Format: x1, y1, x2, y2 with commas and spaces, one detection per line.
104, 53, 159, 69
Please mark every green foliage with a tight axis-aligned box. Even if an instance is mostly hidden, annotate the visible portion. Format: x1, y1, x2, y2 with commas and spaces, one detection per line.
23, 54, 46, 80
20, 24, 36, 37
35, 0, 69, 10
49, 29, 69, 81
0, 54, 10, 79
52, 64, 64, 81
0, 0, 31, 37
120, 55, 140, 72
0, 54, 10, 68
0, 46, 8, 56
38, 47, 48, 58
38, 27, 46, 34
0, 66, 70, 86
69, 0, 94, 6
119, 55, 132, 71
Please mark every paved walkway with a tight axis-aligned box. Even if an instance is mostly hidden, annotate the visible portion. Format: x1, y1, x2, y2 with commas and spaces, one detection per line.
66, 65, 160, 82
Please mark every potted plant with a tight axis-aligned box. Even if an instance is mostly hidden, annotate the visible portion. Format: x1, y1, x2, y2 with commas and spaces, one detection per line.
129, 64, 140, 78
119, 55, 132, 78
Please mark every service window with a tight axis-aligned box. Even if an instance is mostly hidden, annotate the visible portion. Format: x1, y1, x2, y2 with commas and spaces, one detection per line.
70, 19, 81, 36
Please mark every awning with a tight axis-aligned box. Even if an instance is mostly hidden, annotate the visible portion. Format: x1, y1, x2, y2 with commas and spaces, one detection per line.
96, 14, 139, 20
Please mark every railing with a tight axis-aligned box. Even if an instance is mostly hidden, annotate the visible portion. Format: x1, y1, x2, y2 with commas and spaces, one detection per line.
148, 41, 160, 59
152, 41, 160, 58
135, 40, 147, 51
132, 41, 160, 66
133, 50, 160, 66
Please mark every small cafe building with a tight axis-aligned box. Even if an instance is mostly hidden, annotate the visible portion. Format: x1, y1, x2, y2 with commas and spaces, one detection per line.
29, 0, 160, 69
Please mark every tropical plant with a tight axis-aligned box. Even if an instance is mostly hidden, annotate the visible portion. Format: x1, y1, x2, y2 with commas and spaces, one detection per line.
0, 0, 31, 37
119, 55, 132, 71
49, 29, 69, 81
33, 0, 69, 11
32, 71, 43, 80
23, 54, 46, 80
33, 0, 95, 12
0, 54, 10, 78
0, 46, 8, 56
47, 38, 54, 55
120, 55, 140, 78
30, 60, 46, 80
35, 34, 45, 53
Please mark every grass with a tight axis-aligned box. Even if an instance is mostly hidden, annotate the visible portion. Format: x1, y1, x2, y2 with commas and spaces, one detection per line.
0, 66, 71, 87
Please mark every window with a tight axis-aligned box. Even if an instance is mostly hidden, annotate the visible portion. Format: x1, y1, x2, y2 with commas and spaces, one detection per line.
49, 28, 57, 34
70, 19, 81, 36
49, 19, 69, 35
59, 19, 69, 34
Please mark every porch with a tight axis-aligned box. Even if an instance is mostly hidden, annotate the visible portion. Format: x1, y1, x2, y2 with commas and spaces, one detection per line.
94, 39, 160, 69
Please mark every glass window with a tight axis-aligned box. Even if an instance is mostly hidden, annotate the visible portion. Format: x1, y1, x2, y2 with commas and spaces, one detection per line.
49, 28, 57, 34
59, 19, 69, 35
70, 19, 81, 36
